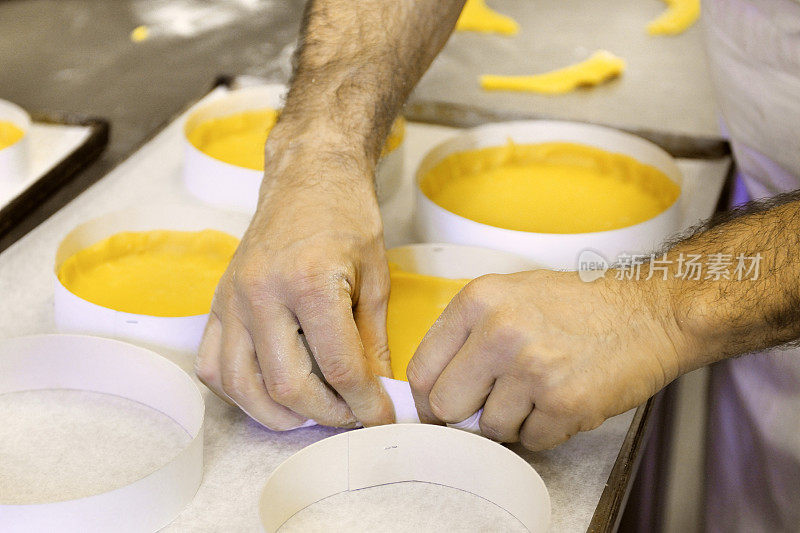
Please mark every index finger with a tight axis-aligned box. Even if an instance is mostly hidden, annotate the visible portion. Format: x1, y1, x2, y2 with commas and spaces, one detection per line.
296, 288, 395, 427
407, 286, 476, 423
246, 300, 358, 427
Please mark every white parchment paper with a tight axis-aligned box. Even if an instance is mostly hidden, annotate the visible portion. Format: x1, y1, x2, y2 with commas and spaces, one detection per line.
0, 87, 728, 531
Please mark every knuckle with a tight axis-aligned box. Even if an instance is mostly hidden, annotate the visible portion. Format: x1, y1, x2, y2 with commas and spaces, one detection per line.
479, 415, 515, 442
235, 259, 297, 302
554, 390, 586, 417
479, 272, 505, 289
405, 359, 432, 393
194, 359, 217, 385
360, 290, 389, 315
520, 430, 548, 452
517, 352, 543, 381
523, 348, 564, 379
551, 436, 570, 449
211, 276, 232, 305
459, 278, 483, 306
546, 428, 577, 449
580, 414, 605, 432
428, 387, 456, 422
519, 414, 581, 451
485, 316, 525, 352
234, 270, 279, 308
265, 377, 302, 407
372, 344, 392, 366
470, 273, 500, 297
235, 263, 267, 294
460, 274, 504, 314
376, 275, 390, 298
289, 268, 346, 309
287, 265, 325, 291
221, 372, 252, 401
323, 358, 362, 391
366, 266, 391, 302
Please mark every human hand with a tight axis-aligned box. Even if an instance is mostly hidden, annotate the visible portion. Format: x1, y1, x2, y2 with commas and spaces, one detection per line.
407, 269, 691, 450
195, 133, 395, 430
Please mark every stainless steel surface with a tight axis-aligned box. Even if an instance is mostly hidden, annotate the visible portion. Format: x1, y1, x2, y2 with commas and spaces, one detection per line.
0, 0, 303, 162
0, 0, 721, 244
412, 0, 721, 139
0, 0, 304, 243
0, 0, 720, 169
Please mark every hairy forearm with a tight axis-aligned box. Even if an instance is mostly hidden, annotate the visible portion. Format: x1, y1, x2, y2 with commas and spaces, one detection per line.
654, 191, 800, 372
265, 0, 465, 180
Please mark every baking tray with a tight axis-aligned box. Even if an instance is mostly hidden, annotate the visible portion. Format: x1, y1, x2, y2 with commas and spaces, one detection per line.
0, 76, 730, 532
0, 112, 108, 251
171, 77, 735, 532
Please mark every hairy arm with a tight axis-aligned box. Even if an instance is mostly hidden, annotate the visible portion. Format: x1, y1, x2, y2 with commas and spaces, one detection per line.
666, 191, 800, 372
197, 0, 466, 430
270, 0, 466, 170
409, 191, 800, 450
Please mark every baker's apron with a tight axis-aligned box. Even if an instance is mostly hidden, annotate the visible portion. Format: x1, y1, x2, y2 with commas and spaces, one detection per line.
703, 0, 800, 531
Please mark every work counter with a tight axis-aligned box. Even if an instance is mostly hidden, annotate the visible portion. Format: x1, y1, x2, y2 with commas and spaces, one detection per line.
0, 1, 725, 531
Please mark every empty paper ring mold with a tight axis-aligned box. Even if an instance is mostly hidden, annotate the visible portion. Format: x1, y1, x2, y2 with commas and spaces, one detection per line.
182, 85, 404, 211
0, 98, 31, 181
259, 424, 551, 532
53, 205, 250, 353
377, 243, 536, 433
414, 120, 683, 270
0, 334, 204, 533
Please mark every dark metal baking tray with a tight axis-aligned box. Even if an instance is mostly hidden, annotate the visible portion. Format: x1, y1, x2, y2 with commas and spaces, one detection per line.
0, 112, 109, 250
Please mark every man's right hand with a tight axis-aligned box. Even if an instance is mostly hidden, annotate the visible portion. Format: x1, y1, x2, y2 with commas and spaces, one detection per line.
195, 131, 396, 430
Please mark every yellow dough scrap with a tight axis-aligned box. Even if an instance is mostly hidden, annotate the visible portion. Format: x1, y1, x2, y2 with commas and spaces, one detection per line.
420, 141, 680, 234
456, 0, 519, 36
481, 50, 625, 94
647, 0, 700, 36
387, 264, 469, 381
130, 25, 150, 42
383, 116, 405, 155
58, 229, 239, 317
0, 121, 24, 151
189, 109, 405, 170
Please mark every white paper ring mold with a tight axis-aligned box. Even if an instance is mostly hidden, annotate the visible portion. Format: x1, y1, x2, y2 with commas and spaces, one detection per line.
54, 205, 250, 353
0, 98, 31, 181
414, 120, 683, 270
0, 334, 204, 533
259, 424, 550, 532
182, 85, 404, 211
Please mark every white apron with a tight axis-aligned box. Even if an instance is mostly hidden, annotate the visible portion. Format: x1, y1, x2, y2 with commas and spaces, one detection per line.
703, 0, 800, 531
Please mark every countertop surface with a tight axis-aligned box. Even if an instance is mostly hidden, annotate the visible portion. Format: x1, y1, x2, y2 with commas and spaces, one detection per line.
0, 107, 638, 531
